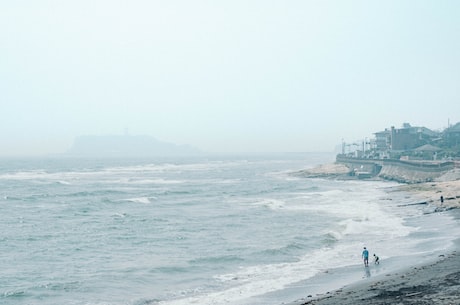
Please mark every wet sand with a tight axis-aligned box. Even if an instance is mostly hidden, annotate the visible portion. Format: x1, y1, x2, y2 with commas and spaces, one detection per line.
395, 179, 460, 211
292, 177, 460, 305
299, 248, 460, 305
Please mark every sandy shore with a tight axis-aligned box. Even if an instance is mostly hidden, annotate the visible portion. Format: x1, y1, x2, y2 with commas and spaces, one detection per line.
394, 179, 460, 211
299, 247, 460, 305
291, 169, 460, 305
293, 209, 460, 305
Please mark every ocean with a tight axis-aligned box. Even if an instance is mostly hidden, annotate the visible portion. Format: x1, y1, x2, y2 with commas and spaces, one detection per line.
1, 153, 459, 305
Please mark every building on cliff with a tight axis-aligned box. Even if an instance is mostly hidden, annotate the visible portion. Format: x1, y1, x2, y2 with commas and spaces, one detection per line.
337, 122, 460, 181
342, 122, 460, 162
443, 122, 460, 148
371, 123, 440, 159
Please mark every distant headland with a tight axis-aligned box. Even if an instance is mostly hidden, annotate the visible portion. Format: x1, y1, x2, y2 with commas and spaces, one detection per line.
66, 135, 201, 157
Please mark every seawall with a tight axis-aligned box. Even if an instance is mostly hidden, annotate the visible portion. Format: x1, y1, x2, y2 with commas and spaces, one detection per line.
336, 155, 457, 184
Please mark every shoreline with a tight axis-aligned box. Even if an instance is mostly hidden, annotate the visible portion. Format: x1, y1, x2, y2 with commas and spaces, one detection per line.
392, 179, 460, 211
286, 210, 460, 305
294, 162, 460, 210
298, 246, 460, 305
285, 165, 460, 305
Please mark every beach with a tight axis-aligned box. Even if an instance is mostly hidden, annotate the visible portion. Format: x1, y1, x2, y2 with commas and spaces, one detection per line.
291, 170, 460, 305
299, 245, 459, 305
395, 179, 460, 211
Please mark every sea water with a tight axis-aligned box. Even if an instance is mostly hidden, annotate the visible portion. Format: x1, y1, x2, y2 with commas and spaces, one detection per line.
1, 153, 459, 305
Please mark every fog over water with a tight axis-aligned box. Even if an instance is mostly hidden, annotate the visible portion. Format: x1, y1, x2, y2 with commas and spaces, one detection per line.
1, 1, 459, 156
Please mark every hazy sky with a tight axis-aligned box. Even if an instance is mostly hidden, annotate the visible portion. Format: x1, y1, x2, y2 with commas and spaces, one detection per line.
1, 1, 459, 156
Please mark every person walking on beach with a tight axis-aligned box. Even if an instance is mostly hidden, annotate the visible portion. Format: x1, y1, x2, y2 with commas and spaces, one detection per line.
362, 247, 369, 267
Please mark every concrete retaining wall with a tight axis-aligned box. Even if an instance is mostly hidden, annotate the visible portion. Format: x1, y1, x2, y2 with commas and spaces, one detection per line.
336, 155, 456, 183
378, 164, 445, 183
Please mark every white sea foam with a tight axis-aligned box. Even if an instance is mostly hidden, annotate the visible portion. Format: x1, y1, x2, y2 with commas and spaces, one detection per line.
124, 197, 152, 204
103, 160, 248, 175
0, 170, 49, 180
161, 244, 361, 305
57, 180, 71, 185
126, 178, 184, 185
251, 198, 286, 210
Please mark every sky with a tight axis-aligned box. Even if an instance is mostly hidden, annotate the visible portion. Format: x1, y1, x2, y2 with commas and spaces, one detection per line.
1, 1, 460, 156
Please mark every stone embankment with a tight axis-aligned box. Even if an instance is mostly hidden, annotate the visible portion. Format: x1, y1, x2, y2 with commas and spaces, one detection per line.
335, 156, 457, 184
294, 159, 459, 184
378, 163, 448, 183
292, 157, 460, 210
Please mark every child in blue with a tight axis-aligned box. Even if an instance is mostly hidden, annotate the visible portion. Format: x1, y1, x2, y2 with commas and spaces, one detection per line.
362, 247, 369, 267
